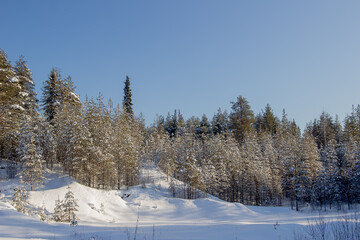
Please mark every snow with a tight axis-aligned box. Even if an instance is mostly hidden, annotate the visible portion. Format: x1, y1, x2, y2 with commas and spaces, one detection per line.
10, 77, 19, 83
0, 167, 358, 240
70, 92, 80, 102
19, 92, 29, 97
22, 76, 34, 85
10, 104, 25, 111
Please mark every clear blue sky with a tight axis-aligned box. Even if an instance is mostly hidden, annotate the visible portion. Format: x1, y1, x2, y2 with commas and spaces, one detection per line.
1, 1, 360, 129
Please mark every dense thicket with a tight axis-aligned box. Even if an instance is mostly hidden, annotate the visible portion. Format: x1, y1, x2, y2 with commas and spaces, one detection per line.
1, 49, 360, 211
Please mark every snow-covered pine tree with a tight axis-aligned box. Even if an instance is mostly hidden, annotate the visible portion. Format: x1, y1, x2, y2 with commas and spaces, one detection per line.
39, 201, 47, 222
202, 135, 230, 200
223, 135, 242, 202
196, 114, 211, 138
18, 132, 44, 191
121, 109, 141, 187
53, 195, 64, 222
335, 140, 357, 209
99, 203, 105, 214
280, 133, 311, 211
352, 148, 360, 202
70, 108, 94, 185
111, 102, 143, 188
259, 132, 282, 205
343, 105, 360, 143
313, 140, 340, 210
14, 55, 37, 114
0, 49, 23, 162
301, 132, 321, 184
38, 119, 56, 169
11, 177, 29, 213
62, 185, 79, 222
241, 132, 265, 205
211, 108, 229, 136
50, 74, 84, 177
143, 117, 171, 170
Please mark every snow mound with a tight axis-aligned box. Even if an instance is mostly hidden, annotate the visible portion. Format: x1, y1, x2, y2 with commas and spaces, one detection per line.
0, 167, 325, 240
24, 169, 257, 225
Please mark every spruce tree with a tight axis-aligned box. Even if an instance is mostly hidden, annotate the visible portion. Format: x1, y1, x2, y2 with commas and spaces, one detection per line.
53, 196, 64, 222
11, 177, 29, 214
123, 75, 133, 117
352, 152, 360, 202
0, 49, 23, 160
229, 96, 255, 143
14, 56, 37, 113
212, 108, 229, 135
20, 135, 44, 191
42, 69, 62, 124
39, 201, 47, 222
197, 114, 211, 138
257, 104, 279, 135
62, 185, 79, 222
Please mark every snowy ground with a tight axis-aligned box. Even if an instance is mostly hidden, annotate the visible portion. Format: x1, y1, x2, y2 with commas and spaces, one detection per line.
0, 167, 358, 240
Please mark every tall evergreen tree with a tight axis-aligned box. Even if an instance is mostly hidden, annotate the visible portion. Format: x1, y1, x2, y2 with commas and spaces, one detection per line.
53, 196, 63, 222
14, 56, 37, 113
62, 185, 79, 222
255, 104, 279, 135
123, 75, 133, 117
229, 96, 255, 143
19, 135, 44, 191
0, 49, 23, 160
212, 108, 229, 135
344, 105, 360, 143
41, 69, 62, 124
11, 180, 29, 214
311, 112, 337, 149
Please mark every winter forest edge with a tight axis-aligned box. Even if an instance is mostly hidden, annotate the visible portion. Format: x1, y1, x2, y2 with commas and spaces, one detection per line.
1, 48, 360, 218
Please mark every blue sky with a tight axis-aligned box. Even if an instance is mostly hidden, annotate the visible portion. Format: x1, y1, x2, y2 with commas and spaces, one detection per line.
1, 1, 360, 129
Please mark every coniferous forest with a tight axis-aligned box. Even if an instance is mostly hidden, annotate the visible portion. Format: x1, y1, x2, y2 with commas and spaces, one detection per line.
1, 49, 360, 212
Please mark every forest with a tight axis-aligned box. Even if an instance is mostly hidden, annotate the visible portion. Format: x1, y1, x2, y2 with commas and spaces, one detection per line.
1, 48, 360, 212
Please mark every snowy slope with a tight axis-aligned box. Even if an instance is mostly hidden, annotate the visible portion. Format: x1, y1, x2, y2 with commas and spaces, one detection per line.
0, 168, 357, 240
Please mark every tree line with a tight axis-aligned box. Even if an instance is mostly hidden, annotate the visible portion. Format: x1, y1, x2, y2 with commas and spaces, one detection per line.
1, 49, 360, 211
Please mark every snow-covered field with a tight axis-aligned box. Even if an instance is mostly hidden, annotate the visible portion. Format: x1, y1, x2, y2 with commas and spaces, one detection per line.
0, 168, 358, 240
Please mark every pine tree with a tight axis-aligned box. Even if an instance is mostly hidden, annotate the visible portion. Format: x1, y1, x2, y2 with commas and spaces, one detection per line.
259, 132, 282, 205
212, 108, 229, 135
123, 75, 133, 117
20, 135, 44, 191
197, 114, 211, 137
229, 96, 255, 143
344, 105, 360, 142
100, 203, 105, 214
41, 68, 62, 124
62, 185, 79, 222
255, 104, 279, 135
14, 56, 37, 114
38, 119, 56, 169
280, 134, 310, 211
202, 135, 231, 200
352, 149, 360, 202
70, 109, 94, 185
39, 201, 47, 222
311, 112, 337, 149
240, 133, 263, 205
11, 178, 29, 214
0, 49, 23, 161
119, 109, 141, 187
53, 196, 64, 222
313, 140, 339, 210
